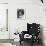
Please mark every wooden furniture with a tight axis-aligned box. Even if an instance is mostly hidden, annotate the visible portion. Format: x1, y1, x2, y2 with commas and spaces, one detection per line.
19, 23, 40, 46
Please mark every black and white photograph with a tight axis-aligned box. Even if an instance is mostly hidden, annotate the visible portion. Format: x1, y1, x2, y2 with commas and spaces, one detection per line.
0, 0, 46, 46
17, 9, 25, 19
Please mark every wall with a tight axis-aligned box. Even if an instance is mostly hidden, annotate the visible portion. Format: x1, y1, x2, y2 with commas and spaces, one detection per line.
0, 0, 8, 3
0, 0, 12, 46
9, 0, 46, 45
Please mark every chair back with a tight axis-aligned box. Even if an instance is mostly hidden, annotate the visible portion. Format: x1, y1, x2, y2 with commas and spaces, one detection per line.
27, 23, 40, 35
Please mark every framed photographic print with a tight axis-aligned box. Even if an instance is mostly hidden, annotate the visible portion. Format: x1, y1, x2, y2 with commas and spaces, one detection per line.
17, 9, 25, 19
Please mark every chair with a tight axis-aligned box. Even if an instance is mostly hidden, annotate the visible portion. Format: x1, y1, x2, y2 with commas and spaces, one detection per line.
19, 23, 40, 46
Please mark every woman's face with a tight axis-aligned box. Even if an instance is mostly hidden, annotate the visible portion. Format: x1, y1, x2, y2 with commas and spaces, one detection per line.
17, 9, 24, 18
19, 11, 23, 18
19, 11, 22, 16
